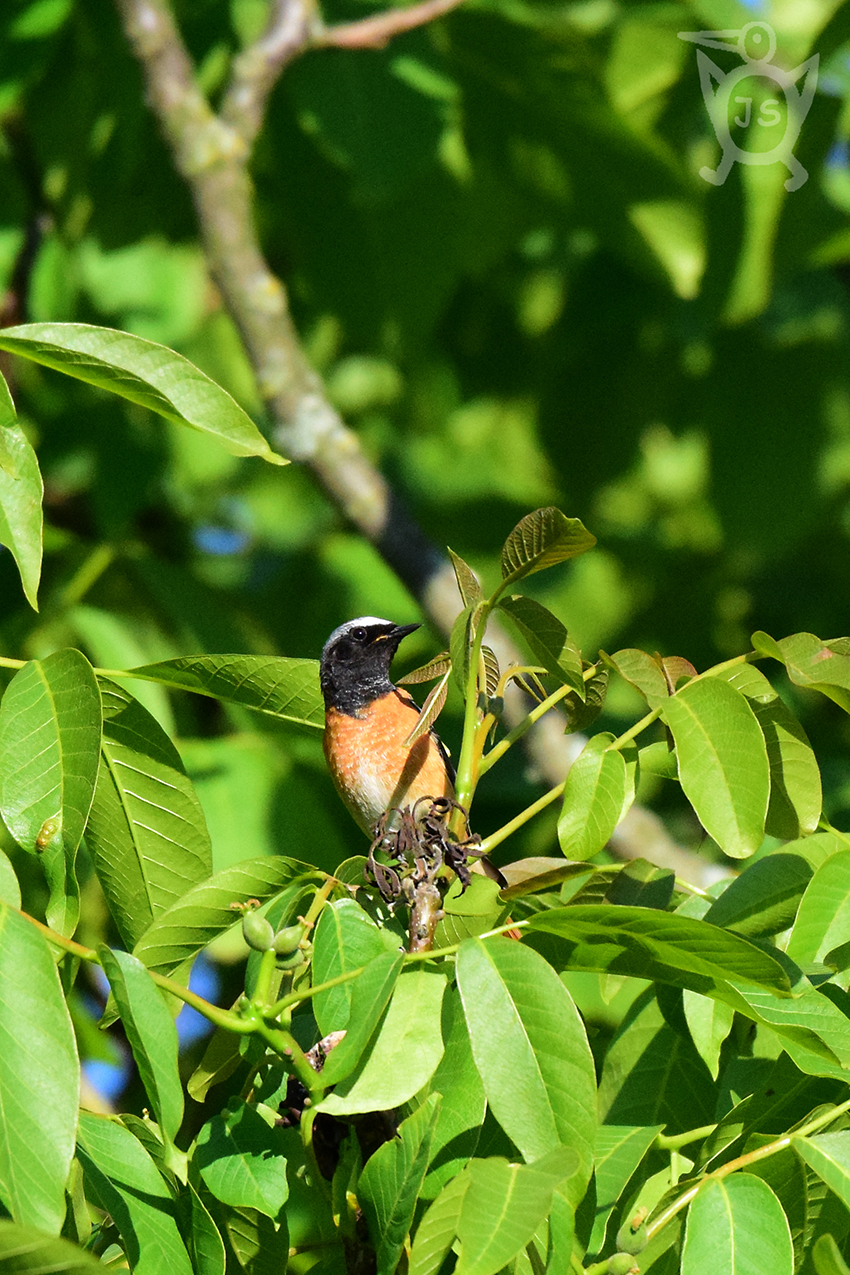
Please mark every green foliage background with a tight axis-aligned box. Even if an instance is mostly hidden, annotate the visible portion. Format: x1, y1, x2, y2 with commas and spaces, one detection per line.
1, 0, 850, 954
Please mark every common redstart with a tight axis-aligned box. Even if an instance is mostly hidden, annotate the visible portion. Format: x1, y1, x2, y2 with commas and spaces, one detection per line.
320, 617, 454, 836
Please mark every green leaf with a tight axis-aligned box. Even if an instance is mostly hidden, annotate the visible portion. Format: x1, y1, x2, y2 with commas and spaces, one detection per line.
730, 984, 850, 1076
86, 680, 211, 949
222, 1204, 289, 1275
312, 897, 400, 1034
456, 937, 596, 1201
420, 986, 486, 1200
813, 1234, 850, 1275
589, 1125, 663, 1255
0, 323, 285, 466
455, 1149, 579, 1275
499, 508, 596, 585
558, 734, 628, 861
450, 605, 474, 695
0, 906, 79, 1233
0, 1219, 104, 1273
132, 857, 317, 978
703, 851, 814, 937
526, 905, 792, 994
605, 857, 674, 910
497, 595, 584, 692
194, 1102, 288, 1218
448, 547, 483, 606
598, 990, 715, 1132
603, 648, 669, 707
409, 1171, 470, 1275
179, 1182, 226, 1275
755, 632, 850, 712
0, 847, 20, 907
359, 1094, 441, 1275
681, 1175, 792, 1275
317, 950, 405, 1088
76, 1111, 193, 1275
129, 654, 324, 729
0, 649, 101, 934
0, 374, 43, 611
719, 663, 822, 839
793, 1133, 850, 1212
682, 990, 735, 1080
317, 966, 447, 1116
98, 946, 183, 1142
661, 676, 770, 858
786, 853, 850, 968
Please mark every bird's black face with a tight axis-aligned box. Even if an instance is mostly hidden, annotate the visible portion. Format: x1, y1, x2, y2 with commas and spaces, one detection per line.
320, 618, 420, 715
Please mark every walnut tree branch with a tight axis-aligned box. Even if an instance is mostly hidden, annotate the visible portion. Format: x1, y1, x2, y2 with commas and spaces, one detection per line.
320, 0, 468, 49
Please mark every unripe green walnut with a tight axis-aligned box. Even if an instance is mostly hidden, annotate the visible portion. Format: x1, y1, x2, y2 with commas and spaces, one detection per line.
616, 1219, 648, 1255
242, 910, 275, 952
276, 948, 305, 971
607, 1255, 639, 1275
272, 924, 305, 956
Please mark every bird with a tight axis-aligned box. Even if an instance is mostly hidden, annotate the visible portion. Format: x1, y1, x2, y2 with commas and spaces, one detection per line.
320, 616, 454, 837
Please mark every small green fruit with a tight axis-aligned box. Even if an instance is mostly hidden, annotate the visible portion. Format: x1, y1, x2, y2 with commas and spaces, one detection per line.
242, 910, 274, 952
607, 1254, 639, 1275
616, 1219, 648, 1255
273, 924, 305, 956
276, 948, 305, 971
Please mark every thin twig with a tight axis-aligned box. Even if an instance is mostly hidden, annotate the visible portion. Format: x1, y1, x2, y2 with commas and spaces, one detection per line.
222, 0, 320, 144
321, 0, 467, 49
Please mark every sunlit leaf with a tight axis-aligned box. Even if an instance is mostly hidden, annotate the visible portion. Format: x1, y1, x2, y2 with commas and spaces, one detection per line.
498, 594, 584, 691
0, 649, 101, 934
448, 547, 483, 606
194, 1101, 288, 1218
457, 937, 596, 1201
753, 631, 850, 713
99, 945, 183, 1142
0, 906, 79, 1233
317, 967, 446, 1116
661, 677, 769, 858
499, 508, 596, 585
132, 857, 319, 978
558, 733, 627, 861
719, 663, 821, 839
0, 1220, 104, 1273
86, 680, 211, 949
681, 1174, 792, 1275
0, 323, 285, 465
76, 1112, 193, 1274
129, 655, 324, 729
0, 371, 43, 611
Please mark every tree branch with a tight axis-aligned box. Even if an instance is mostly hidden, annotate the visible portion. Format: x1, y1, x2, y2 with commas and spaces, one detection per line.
320, 0, 467, 50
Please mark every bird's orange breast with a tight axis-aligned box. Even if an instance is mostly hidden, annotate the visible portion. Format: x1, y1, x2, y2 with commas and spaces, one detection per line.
324, 691, 453, 835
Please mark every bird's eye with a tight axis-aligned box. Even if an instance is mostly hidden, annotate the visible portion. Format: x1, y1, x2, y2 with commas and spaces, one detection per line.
352, 627, 367, 642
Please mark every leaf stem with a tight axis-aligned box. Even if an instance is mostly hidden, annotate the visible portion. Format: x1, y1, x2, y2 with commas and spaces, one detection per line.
655, 1124, 717, 1151
476, 781, 566, 856
478, 681, 573, 775
647, 1093, 850, 1241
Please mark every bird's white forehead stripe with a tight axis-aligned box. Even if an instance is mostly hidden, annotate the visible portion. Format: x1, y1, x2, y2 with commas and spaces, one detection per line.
324, 617, 394, 649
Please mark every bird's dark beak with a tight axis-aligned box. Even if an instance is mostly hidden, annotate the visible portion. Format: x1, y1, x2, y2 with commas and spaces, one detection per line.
390, 622, 421, 644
